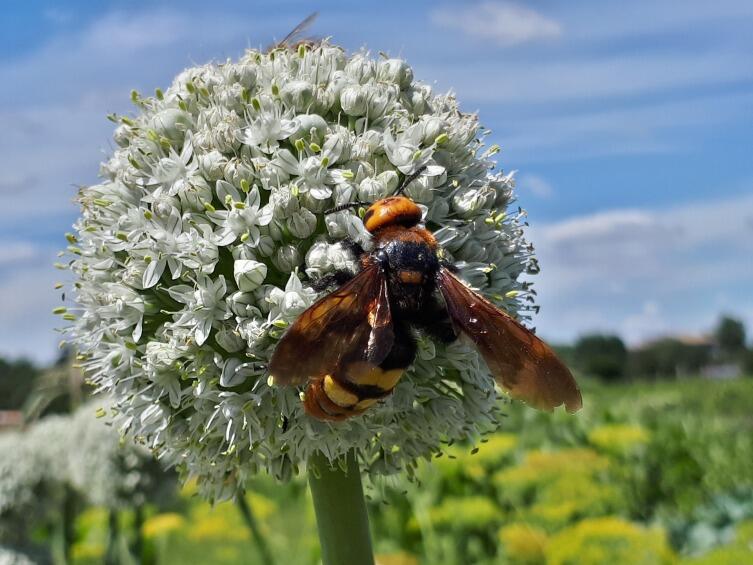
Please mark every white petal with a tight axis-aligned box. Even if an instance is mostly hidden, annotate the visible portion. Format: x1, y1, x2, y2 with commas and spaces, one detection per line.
322, 135, 344, 164
142, 259, 166, 289
132, 318, 143, 342
195, 318, 213, 346
214, 228, 237, 246
167, 257, 182, 279
279, 118, 299, 138
425, 164, 446, 177
309, 185, 333, 199
216, 180, 241, 204
275, 149, 300, 176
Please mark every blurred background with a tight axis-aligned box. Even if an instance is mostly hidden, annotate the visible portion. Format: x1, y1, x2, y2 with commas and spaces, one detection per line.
1, 1, 752, 564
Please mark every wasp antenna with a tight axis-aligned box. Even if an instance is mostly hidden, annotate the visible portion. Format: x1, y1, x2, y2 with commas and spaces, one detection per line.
324, 201, 372, 216
394, 165, 428, 196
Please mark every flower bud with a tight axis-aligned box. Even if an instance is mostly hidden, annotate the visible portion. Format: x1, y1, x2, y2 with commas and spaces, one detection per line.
215, 326, 246, 352
404, 175, 434, 204
358, 177, 387, 202
344, 54, 376, 84
352, 130, 382, 160
273, 244, 302, 273
289, 113, 328, 144
178, 177, 213, 212
280, 80, 314, 112
458, 237, 486, 262
255, 234, 276, 257
377, 59, 413, 89
227, 291, 258, 317
286, 208, 317, 239
198, 150, 228, 181
113, 124, 132, 147
231, 244, 257, 260
223, 158, 255, 188
403, 85, 432, 115
421, 116, 446, 144
150, 108, 193, 142
340, 85, 368, 116
304, 240, 332, 277
233, 259, 267, 291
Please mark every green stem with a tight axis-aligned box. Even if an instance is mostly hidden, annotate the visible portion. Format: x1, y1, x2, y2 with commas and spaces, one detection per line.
307, 450, 374, 565
236, 493, 276, 565
131, 505, 145, 563
61, 486, 77, 565
104, 509, 119, 565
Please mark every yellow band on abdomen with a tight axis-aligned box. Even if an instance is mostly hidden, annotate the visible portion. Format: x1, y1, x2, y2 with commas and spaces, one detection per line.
323, 375, 359, 407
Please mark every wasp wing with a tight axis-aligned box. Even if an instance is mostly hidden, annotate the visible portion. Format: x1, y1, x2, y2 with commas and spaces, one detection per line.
267, 12, 319, 51
437, 268, 582, 413
269, 264, 393, 386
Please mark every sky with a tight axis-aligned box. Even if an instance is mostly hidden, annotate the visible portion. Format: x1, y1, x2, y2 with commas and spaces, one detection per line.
1, 0, 752, 363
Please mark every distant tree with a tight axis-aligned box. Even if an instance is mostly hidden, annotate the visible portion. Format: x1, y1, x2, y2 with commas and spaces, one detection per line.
573, 334, 628, 380
0, 357, 41, 410
628, 338, 711, 379
551, 344, 576, 371
743, 348, 753, 376
714, 316, 746, 357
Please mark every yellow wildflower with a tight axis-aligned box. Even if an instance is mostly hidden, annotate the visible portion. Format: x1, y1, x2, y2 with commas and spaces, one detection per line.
547, 516, 675, 565
143, 512, 186, 539
498, 522, 548, 563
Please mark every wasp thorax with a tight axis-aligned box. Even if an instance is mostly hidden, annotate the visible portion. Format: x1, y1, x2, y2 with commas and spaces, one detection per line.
363, 196, 422, 233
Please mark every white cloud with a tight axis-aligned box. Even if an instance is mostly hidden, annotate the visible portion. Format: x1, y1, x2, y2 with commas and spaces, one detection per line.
619, 301, 671, 346
490, 90, 753, 161
422, 49, 752, 106
42, 7, 73, 25
431, 2, 561, 46
0, 263, 62, 363
0, 9, 267, 229
0, 242, 39, 266
529, 191, 753, 345
517, 174, 554, 198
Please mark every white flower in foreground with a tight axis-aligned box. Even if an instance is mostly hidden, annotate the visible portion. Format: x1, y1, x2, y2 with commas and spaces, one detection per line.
62, 41, 538, 500
240, 99, 298, 153
207, 181, 272, 246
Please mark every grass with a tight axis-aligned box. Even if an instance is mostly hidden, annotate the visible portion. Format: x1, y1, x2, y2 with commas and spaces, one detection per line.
65, 376, 753, 564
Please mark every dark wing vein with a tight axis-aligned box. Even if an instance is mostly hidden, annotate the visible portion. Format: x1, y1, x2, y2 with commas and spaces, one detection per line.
269, 264, 393, 385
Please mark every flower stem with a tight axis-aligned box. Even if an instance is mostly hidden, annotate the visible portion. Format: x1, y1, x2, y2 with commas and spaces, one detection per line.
308, 450, 375, 565
236, 494, 276, 565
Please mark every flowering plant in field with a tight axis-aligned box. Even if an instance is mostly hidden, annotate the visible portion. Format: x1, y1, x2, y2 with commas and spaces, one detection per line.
0, 405, 173, 548
61, 41, 537, 500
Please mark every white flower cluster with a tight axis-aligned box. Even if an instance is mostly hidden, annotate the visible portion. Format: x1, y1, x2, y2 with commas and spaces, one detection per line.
62, 42, 537, 499
0, 548, 37, 565
0, 405, 174, 541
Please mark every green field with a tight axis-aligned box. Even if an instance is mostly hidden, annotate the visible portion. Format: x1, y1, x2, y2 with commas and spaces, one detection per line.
33, 377, 753, 564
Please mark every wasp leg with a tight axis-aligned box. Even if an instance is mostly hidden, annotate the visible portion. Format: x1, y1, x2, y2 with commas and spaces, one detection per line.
439, 259, 459, 273
340, 237, 366, 259
310, 270, 356, 292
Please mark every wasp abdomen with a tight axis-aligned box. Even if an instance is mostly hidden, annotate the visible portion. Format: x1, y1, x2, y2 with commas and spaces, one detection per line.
304, 360, 408, 421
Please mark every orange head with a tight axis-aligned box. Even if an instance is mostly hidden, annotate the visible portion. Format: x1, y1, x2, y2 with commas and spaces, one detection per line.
363, 196, 422, 233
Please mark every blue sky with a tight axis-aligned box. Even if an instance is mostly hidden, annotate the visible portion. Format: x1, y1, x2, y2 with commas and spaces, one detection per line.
1, 0, 752, 362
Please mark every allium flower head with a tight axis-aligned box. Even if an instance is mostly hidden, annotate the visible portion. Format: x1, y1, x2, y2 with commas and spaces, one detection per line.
62, 41, 538, 500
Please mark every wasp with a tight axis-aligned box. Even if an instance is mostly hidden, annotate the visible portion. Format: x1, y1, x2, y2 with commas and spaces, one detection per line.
269, 168, 582, 421
266, 12, 320, 52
